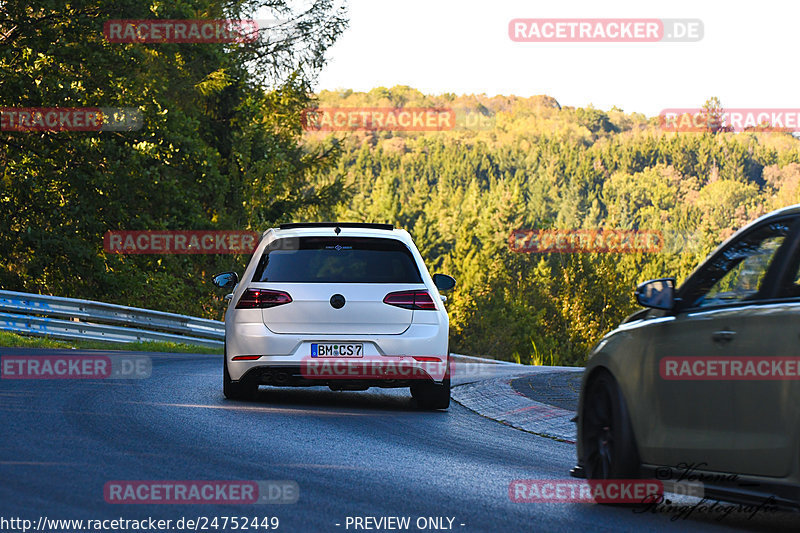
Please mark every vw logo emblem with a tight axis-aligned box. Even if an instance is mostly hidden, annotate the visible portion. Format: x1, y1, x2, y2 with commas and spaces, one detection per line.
330, 294, 346, 309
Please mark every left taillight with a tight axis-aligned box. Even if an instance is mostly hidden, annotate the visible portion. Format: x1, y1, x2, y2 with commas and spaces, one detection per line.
235, 288, 293, 309
383, 290, 437, 310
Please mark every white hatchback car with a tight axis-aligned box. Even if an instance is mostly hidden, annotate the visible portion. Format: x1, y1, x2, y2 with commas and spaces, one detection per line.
213, 222, 455, 409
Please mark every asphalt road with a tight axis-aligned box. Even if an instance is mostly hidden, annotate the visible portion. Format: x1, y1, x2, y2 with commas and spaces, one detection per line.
1, 349, 798, 532
510, 371, 583, 411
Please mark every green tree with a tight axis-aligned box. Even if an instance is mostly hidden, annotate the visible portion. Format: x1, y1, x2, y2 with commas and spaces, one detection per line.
0, 0, 347, 318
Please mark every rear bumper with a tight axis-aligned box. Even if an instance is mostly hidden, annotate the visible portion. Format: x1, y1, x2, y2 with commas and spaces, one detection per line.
225, 322, 449, 382
237, 363, 445, 389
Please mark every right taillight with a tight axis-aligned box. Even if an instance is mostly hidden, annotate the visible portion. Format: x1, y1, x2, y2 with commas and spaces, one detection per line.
383, 290, 437, 310
235, 289, 293, 309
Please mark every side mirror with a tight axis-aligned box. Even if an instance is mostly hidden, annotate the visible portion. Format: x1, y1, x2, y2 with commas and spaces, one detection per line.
432, 273, 456, 292
212, 271, 239, 290
635, 278, 675, 310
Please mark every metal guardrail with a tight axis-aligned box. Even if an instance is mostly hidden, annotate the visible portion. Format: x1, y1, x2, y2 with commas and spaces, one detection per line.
0, 290, 224, 348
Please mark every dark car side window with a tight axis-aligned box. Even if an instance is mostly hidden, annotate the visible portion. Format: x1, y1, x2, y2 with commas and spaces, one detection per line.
770, 224, 800, 300
681, 219, 796, 310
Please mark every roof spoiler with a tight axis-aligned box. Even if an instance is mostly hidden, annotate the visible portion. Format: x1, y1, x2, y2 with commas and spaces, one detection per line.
279, 222, 394, 230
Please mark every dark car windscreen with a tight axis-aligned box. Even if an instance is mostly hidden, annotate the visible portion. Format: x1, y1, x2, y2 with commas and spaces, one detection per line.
251, 237, 423, 283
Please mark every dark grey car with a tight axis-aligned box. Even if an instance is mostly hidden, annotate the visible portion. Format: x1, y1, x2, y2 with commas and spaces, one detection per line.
572, 204, 800, 509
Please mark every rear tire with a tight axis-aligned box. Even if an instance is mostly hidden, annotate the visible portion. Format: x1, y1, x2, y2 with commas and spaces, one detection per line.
581, 370, 640, 480
223, 348, 257, 401
411, 367, 451, 411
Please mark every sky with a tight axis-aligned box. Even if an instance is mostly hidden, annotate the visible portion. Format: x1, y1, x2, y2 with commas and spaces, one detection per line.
307, 0, 799, 117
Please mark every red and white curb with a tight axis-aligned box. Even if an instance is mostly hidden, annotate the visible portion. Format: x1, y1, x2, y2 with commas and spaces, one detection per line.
451, 369, 581, 443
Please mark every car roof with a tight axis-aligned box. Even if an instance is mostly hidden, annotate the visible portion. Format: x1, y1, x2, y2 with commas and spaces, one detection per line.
675, 203, 800, 295
754, 203, 800, 221
705, 203, 800, 252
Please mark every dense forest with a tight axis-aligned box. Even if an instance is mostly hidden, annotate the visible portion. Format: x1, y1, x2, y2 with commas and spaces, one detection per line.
3, 4, 800, 365
305, 87, 800, 364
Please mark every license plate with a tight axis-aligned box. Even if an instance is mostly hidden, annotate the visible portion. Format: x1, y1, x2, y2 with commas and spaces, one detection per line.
311, 343, 364, 358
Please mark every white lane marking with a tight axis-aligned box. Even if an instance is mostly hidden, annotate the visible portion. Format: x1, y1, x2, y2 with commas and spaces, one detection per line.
124, 401, 377, 416
0, 461, 87, 466
0, 407, 122, 415
270, 463, 372, 470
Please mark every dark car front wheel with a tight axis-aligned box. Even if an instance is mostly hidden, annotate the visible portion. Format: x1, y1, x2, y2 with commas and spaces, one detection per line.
581, 370, 640, 479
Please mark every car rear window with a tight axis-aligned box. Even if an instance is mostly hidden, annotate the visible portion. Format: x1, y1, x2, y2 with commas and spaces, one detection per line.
251, 237, 423, 283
